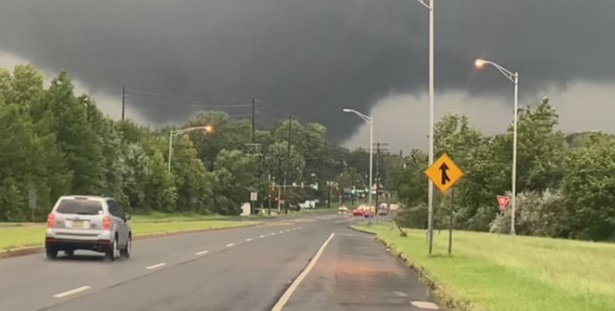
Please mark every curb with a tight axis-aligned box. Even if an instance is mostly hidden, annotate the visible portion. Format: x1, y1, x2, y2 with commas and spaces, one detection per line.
348, 225, 377, 235
373, 235, 474, 311
0, 222, 261, 261
0, 246, 44, 259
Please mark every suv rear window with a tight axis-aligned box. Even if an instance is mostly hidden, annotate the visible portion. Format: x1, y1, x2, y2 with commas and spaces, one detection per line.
55, 198, 103, 215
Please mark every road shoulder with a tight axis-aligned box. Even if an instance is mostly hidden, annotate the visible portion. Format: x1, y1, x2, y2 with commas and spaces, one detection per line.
282, 228, 443, 310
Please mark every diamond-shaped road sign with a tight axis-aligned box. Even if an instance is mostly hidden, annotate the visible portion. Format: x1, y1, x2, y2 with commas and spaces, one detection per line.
497, 195, 510, 212
424, 153, 464, 193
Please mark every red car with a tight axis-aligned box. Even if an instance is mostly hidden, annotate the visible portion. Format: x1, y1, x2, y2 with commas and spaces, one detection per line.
352, 208, 365, 216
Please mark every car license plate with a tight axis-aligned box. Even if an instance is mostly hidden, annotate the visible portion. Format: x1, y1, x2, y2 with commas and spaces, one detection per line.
72, 220, 84, 228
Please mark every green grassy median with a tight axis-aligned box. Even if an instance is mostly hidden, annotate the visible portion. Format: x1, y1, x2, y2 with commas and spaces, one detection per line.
353, 223, 615, 311
1, 215, 258, 251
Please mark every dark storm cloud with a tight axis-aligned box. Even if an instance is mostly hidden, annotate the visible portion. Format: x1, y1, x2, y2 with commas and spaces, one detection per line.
0, 0, 614, 138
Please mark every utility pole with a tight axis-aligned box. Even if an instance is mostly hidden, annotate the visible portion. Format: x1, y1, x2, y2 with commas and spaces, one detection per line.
251, 98, 256, 142
371, 142, 389, 220
375, 142, 380, 218
265, 155, 274, 216
284, 115, 292, 214
327, 181, 331, 208
121, 86, 126, 121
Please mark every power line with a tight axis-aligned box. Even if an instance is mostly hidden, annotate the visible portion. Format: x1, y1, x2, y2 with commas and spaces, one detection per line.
125, 87, 251, 102
117, 88, 351, 142
126, 94, 252, 109
255, 98, 351, 142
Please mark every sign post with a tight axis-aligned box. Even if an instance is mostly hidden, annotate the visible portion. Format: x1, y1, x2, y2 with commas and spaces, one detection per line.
448, 186, 455, 255
497, 195, 510, 213
28, 187, 37, 222
424, 153, 464, 255
250, 191, 258, 214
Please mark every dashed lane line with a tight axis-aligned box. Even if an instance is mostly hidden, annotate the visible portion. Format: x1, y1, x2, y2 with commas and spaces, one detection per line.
146, 263, 166, 270
53, 286, 91, 298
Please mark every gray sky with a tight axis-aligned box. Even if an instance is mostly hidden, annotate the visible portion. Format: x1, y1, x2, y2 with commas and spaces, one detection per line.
1, 0, 614, 151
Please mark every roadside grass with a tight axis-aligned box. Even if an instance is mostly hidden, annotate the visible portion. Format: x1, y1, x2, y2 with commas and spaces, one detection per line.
353, 223, 615, 311
0, 214, 258, 251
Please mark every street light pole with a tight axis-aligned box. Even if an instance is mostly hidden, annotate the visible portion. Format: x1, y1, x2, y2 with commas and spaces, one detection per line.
416, 0, 435, 254
368, 117, 374, 209
474, 59, 519, 235
168, 131, 173, 172
511, 72, 518, 235
167, 125, 213, 173
342, 109, 373, 209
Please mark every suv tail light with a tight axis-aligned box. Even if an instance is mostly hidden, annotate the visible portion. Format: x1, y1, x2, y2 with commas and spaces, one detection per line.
102, 216, 111, 231
47, 213, 55, 228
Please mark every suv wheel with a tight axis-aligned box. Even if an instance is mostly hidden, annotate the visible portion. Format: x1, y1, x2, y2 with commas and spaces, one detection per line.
120, 235, 131, 259
46, 247, 58, 260
105, 236, 119, 262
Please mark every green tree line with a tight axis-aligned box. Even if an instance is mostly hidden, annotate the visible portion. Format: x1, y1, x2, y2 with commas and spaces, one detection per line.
388, 97, 615, 241
0, 65, 373, 221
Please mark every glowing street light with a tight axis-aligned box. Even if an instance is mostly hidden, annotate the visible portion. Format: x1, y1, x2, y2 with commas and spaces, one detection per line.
167, 125, 214, 172
474, 58, 519, 235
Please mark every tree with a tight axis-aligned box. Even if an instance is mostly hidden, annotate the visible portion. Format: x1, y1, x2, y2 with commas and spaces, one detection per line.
560, 133, 615, 240
46, 72, 105, 195
211, 149, 257, 214
0, 64, 374, 221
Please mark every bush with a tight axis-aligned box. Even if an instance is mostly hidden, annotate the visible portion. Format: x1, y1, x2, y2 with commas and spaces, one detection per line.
489, 189, 567, 237
394, 203, 428, 229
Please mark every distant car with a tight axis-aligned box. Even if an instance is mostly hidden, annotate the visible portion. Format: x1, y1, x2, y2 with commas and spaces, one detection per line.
352, 208, 364, 217
338, 206, 348, 214
45, 195, 132, 261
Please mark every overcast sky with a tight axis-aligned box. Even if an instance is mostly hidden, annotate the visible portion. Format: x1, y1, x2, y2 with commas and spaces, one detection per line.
1, 0, 614, 152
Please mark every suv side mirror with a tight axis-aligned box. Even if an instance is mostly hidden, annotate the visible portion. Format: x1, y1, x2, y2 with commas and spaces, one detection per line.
124, 214, 131, 221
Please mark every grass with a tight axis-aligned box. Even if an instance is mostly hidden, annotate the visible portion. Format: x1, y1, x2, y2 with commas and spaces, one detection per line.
0, 214, 258, 251
353, 223, 615, 311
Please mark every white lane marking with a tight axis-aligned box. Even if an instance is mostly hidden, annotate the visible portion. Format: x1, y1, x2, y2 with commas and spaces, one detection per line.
260, 235, 266, 238
53, 286, 91, 298
279, 230, 284, 234
270, 233, 335, 311
146, 263, 166, 270
270, 232, 276, 235
393, 291, 407, 297
286, 229, 290, 232
245, 238, 252, 242
410, 301, 440, 309
196, 250, 209, 256
226, 243, 235, 247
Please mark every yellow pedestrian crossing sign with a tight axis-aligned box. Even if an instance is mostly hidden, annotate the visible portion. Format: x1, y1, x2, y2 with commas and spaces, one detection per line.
424, 153, 464, 193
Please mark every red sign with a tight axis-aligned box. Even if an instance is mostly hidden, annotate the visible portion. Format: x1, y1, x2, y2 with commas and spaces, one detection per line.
496, 195, 509, 212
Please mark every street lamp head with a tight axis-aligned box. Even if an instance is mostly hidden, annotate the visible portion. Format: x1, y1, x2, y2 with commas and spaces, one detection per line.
204, 125, 213, 133
474, 59, 486, 69
342, 109, 352, 112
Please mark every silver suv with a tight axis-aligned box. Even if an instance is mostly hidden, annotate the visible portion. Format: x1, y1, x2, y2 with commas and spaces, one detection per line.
45, 195, 132, 261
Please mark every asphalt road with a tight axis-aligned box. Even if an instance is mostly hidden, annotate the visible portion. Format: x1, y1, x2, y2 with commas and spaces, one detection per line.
0, 213, 442, 311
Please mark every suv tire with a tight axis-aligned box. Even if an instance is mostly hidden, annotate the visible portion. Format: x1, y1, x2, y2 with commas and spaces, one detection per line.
120, 235, 131, 259
46, 247, 58, 260
105, 236, 119, 262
